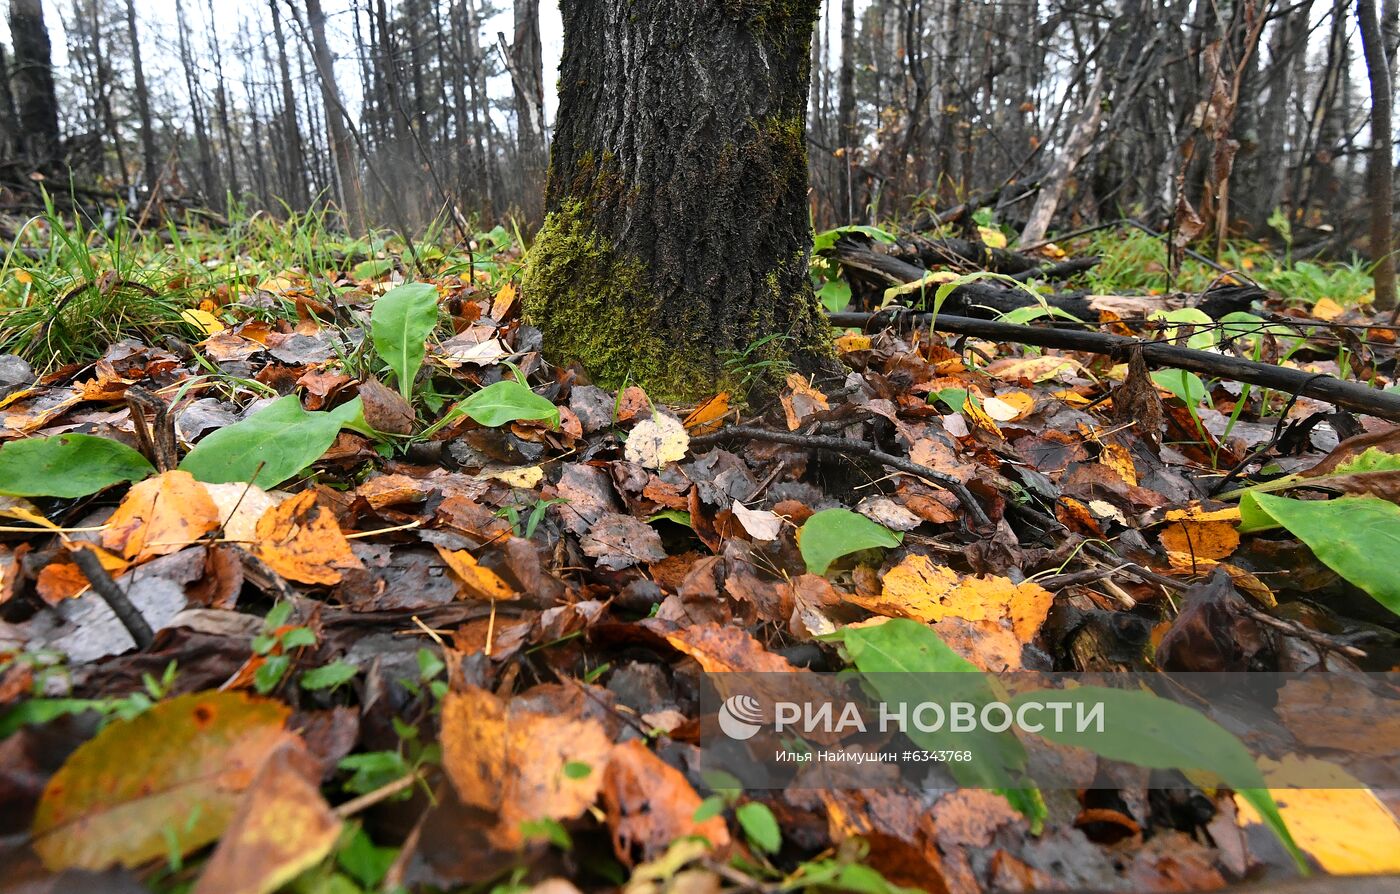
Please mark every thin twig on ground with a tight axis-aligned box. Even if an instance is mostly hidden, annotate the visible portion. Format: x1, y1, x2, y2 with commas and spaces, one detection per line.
690, 425, 993, 528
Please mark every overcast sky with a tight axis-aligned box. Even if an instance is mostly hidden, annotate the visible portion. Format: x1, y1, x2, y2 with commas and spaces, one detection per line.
1, 1, 566, 125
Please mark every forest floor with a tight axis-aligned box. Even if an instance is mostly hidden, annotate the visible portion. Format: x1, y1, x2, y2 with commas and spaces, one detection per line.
0, 205, 1399, 894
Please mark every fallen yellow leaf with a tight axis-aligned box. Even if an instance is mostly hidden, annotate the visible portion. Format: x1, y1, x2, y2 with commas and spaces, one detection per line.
849, 554, 1053, 641
435, 544, 517, 601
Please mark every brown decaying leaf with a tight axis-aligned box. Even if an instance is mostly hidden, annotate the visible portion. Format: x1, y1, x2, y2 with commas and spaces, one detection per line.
250, 490, 362, 586
441, 684, 613, 847
31, 691, 293, 870
358, 376, 417, 434
191, 741, 341, 894
1111, 348, 1165, 449
101, 471, 221, 562
580, 513, 666, 570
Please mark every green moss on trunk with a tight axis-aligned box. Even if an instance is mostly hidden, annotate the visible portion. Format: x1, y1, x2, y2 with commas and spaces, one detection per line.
521, 200, 712, 400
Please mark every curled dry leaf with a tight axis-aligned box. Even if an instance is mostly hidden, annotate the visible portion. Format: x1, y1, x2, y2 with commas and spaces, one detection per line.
250, 490, 362, 585
625, 413, 690, 470
730, 501, 783, 541
101, 470, 221, 562
31, 691, 293, 870
358, 376, 417, 435
441, 684, 613, 847
682, 392, 730, 435
191, 741, 341, 894
602, 739, 730, 865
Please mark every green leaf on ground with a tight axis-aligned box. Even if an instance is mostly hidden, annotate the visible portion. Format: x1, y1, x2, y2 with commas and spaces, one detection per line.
1151, 369, 1208, 406
817, 278, 852, 313
797, 508, 901, 575
370, 282, 439, 399
1239, 492, 1400, 615
0, 434, 155, 498
832, 619, 1046, 829
452, 380, 560, 429
180, 395, 357, 488
735, 801, 781, 854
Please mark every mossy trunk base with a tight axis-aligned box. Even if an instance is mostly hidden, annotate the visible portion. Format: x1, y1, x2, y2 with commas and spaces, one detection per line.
522, 0, 833, 401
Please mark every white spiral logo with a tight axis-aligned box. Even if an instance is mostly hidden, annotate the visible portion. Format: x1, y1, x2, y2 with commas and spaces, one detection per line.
718, 694, 764, 740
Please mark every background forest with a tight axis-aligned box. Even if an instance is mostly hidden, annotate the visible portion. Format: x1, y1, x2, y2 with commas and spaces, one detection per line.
1, 0, 1396, 252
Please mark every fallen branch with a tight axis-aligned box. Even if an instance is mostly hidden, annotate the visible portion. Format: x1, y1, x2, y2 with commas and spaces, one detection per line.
830, 309, 1400, 421
832, 241, 1097, 319
1009, 255, 1100, 283
688, 425, 992, 528
70, 545, 155, 649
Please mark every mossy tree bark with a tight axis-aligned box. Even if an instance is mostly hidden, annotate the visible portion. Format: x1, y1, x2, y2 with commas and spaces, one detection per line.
522, 0, 833, 400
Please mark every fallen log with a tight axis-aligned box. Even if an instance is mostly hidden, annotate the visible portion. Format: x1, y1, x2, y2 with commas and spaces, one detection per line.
833, 241, 1099, 319
829, 308, 1400, 422
832, 240, 1262, 320
894, 234, 1042, 274
1009, 255, 1100, 282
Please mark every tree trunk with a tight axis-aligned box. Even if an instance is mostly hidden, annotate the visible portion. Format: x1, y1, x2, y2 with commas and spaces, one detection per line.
175, 0, 218, 208
509, 0, 546, 222
1019, 70, 1106, 246
522, 0, 832, 400
124, 0, 159, 196
0, 44, 18, 157
270, 0, 307, 208
838, 0, 857, 222
303, 0, 367, 234
8, 0, 61, 164
1359, 0, 1397, 311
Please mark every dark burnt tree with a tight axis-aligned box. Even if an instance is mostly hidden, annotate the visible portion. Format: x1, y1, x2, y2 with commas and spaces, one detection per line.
521, 0, 833, 399
8, 0, 60, 163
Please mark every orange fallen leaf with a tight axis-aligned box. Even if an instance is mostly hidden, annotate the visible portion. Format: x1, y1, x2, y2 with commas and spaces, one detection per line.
435, 544, 517, 601
1159, 518, 1239, 573
602, 740, 730, 865
682, 392, 730, 435
36, 543, 128, 604
835, 332, 873, 353
781, 373, 829, 431
492, 281, 518, 319
441, 684, 613, 848
101, 470, 220, 562
31, 691, 293, 870
962, 395, 1003, 438
1235, 758, 1400, 875
251, 490, 361, 586
1311, 297, 1346, 321
1099, 441, 1138, 487
192, 741, 341, 894
664, 623, 799, 673
982, 391, 1035, 423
